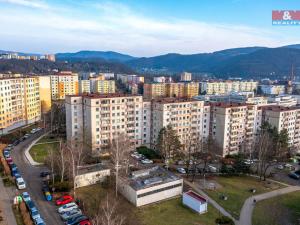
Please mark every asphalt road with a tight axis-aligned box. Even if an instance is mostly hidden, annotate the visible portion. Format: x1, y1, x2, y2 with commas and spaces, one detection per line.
10, 131, 63, 225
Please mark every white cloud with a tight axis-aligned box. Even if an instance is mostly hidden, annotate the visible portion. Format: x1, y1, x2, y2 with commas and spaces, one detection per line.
0, 0, 48, 9
0, 1, 297, 56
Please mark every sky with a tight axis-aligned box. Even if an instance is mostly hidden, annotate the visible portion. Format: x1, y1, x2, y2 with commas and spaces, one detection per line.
0, 0, 299, 56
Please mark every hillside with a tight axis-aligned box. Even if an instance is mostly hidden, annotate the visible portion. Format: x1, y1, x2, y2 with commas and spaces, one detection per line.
56, 50, 136, 62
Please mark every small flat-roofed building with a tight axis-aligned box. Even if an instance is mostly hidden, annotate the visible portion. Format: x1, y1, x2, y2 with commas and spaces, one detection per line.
183, 190, 208, 214
118, 166, 183, 207
74, 164, 110, 188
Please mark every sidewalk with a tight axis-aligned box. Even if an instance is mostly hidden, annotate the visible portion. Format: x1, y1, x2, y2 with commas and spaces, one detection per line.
238, 186, 300, 225
24, 131, 50, 166
184, 179, 238, 224
0, 178, 18, 225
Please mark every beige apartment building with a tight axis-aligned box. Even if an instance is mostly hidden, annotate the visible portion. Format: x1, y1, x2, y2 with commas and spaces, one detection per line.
180, 72, 192, 81
0, 76, 41, 134
208, 103, 259, 156
65, 94, 151, 154
79, 79, 115, 94
200, 80, 258, 95
38, 76, 52, 113
150, 98, 206, 150
144, 82, 199, 99
50, 71, 79, 100
260, 105, 300, 147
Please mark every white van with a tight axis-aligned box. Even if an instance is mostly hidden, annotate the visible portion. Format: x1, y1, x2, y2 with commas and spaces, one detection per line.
208, 165, 217, 173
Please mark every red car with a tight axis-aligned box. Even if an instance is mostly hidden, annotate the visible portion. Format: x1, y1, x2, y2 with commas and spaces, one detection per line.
78, 220, 91, 225
55, 195, 73, 206
6, 157, 13, 165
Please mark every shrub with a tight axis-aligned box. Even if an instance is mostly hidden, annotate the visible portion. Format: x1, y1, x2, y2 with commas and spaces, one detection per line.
51, 181, 71, 192
215, 216, 234, 225
137, 146, 161, 159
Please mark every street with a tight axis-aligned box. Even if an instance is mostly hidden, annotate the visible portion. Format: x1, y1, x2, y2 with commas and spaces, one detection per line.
10, 131, 63, 225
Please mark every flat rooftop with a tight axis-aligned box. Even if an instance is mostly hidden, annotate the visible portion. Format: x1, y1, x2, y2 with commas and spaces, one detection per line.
77, 163, 109, 176
128, 166, 181, 191
209, 102, 255, 108
67, 93, 142, 99
153, 97, 199, 104
259, 105, 300, 112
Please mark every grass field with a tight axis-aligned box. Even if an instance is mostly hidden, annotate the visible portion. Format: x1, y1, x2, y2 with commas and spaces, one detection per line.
29, 142, 59, 163
204, 176, 283, 219
252, 191, 300, 225
77, 183, 221, 225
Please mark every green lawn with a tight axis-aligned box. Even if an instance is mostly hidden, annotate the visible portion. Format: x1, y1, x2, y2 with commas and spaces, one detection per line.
77, 184, 220, 225
253, 191, 300, 225
138, 198, 220, 225
204, 176, 283, 219
29, 142, 59, 163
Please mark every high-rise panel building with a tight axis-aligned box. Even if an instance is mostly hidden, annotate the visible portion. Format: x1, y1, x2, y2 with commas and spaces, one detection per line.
180, 72, 192, 81
0, 76, 41, 134
50, 71, 79, 100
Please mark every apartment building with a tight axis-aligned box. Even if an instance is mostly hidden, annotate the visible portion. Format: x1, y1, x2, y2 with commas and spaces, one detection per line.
117, 74, 144, 84
208, 103, 259, 156
180, 72, 192, 81
259, 84, 285, 95
200, 80, 258, 95
79, 80, 91, 94
0, 76, 41, 134
150, 98, 205, 150
50, 71, 79, 100
38, 76, 52, 113
267, 95, 297, 107
93, 80, 115, 94
144, 82, 199, 99
260, 105, 300, 147
65, 94, 151, 154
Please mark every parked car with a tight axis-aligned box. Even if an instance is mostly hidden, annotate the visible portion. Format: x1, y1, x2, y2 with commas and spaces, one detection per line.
58, 202, 78, 214
34, 217, 45, 225
3, 150, 10, 158
16, 177, 26, 189
176, 160, 185, 165
77, 220, 91, 225
31, 128, 37, 134
26, 200, 36, 211
12, 140, 20, 146
60, 208, 82, 221
11, 167, 19, 177
7, 144, 13, 149
289, 170, 300, 180
22, 192, 31, 202
30, 207, 41, 220
208, 165, 217, 173
141, 159, 153, 164
277, 165, 284, 170
24, 134, 31, 139
176, 168, 186, 174
40, 171, 51, 178
56, 195, 74, 206
65, 215, 88, 225
6, 157, 13, 166
14, 172, 22, 179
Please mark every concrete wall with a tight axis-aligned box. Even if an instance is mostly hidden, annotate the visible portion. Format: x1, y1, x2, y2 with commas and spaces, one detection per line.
74, 169, 110, 188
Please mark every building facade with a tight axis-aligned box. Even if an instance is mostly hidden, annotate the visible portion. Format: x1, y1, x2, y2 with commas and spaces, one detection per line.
200, 81, 258, 95
259, 84, 285, 95
180, 72, 192, 82
50, 71, 79, 100
0, 76, 41, 134
38, 76, 52, 113
65, 94, 151, 154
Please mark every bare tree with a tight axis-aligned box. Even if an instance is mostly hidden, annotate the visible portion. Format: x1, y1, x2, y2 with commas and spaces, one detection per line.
108, 133, 133, 197
57, 139, 68, 182
66, 140, 87, 199
92, 195, 125, 225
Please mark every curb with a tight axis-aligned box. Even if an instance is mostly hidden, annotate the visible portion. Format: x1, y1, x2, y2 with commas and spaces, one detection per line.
24, 132, 50, 166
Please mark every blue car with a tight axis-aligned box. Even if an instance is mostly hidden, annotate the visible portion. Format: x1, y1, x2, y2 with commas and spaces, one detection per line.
26, 200, 36, 211
22, 192, 31, 202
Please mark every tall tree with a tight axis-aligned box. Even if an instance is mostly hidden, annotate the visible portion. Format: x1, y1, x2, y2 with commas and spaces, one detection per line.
156, 124, 182, 161
108, 133, 133, 197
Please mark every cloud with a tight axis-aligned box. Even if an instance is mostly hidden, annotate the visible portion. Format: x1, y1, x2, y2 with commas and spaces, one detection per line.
0, 0, 48, 9
0, 1, 297, 56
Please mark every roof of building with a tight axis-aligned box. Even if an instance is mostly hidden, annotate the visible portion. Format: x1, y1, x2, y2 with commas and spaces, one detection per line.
67, 93, 142, 99
209, 102, 255, 108
77, 163, 109, 176
127, 166, 182, 191
259, 105, 300, 112
184, 190, 207, 204
152, 97, 199, 104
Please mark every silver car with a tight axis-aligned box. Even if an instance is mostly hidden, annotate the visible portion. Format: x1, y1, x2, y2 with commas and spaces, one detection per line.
60, 208, 82, 221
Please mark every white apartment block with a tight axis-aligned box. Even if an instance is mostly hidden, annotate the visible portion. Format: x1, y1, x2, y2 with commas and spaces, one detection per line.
259, 84, 285, 95
261, 105, 300, 147
150, 98, 205, 150
50, 71, 79, 100
180, 72, 192, 81
79, 80, 115, 94
209, 103, 258, 156
267, 95, 297, 107
200, 80, 258, 95
79, 80, 91, 94
0, 76, 41, 134
117, 74, 144, 84
65, 94, 151, 154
